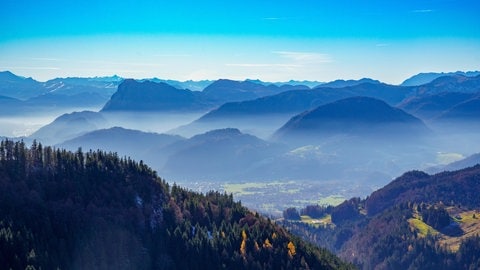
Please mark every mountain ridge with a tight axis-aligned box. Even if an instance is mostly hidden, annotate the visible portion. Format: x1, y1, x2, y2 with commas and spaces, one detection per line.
274, 96, 428, 143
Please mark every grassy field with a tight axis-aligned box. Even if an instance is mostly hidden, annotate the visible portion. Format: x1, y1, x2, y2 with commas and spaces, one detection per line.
318, 195, 346, 206
178, 179, 372, 216
439, 210, 480, 252
300, 214, 332, 228
408, 207, 480, 252
408, 218, 439, 237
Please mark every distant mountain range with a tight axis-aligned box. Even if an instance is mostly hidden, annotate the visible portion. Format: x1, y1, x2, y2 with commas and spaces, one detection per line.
401, 71, 480, 86
0, 71, 46, 99
319, 78, 381, 88
0, 71, 121, 114
101, 78, 309, 113
174, 81, 414, 137
3, 70, 479, 117
202, 81, 412, 118
149, 78, 213, 91
202, 79, 309, 103
0, 71, 120, 100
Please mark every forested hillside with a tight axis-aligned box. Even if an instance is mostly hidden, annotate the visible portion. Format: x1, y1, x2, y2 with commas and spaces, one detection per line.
281, 166, 480, 270
0, 139, 353, 270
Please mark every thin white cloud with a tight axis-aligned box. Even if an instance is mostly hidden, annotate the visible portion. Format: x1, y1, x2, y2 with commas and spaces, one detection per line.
225, 63, 301, 68
273, 51, 333, 63
411, 9, 433, 13
77, 59, 165, 67
153, 54, 191, 57
76, 68, 148, 74
1, 66, 60, 70
29, 57, 64, 62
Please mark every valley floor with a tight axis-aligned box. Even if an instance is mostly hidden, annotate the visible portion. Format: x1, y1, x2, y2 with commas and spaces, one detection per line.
174, 179, 378, 216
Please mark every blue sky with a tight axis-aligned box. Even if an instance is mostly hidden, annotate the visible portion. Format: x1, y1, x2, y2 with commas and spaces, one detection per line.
1, 0, 479, 83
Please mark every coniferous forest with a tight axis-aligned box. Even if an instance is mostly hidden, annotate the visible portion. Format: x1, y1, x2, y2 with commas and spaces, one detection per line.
0, 139, 354, 270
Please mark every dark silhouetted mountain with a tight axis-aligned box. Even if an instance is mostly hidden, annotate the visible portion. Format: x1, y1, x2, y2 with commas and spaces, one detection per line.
401, 71, 480, 86
398, 92, 477, 120
0, 140, 352, 270
202, 79, 308, 103
101, 79, 210, 112
274, 96, 428, 143
59, 127, 183, 167
320, 78, 381, 88
0, 71, 46, 99
160, 128, 285, 180
30, 111, 108, 145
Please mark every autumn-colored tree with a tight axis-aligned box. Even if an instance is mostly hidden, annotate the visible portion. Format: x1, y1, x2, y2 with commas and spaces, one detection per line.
240, 230, 247, 259
263, 238, 273, 249
287, 241, 296, 258
254, 241, 260, 252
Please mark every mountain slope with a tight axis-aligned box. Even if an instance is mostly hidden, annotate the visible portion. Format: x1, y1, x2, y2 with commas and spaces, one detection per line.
274, 96, 428, 143
0, 140, 352, 270
30, 111, 109, 145
436, 97, 480, 120
59, 127, 183, 166
398, 92, 477, 120
160, 128, 285, 180
282, 165, 480, 270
